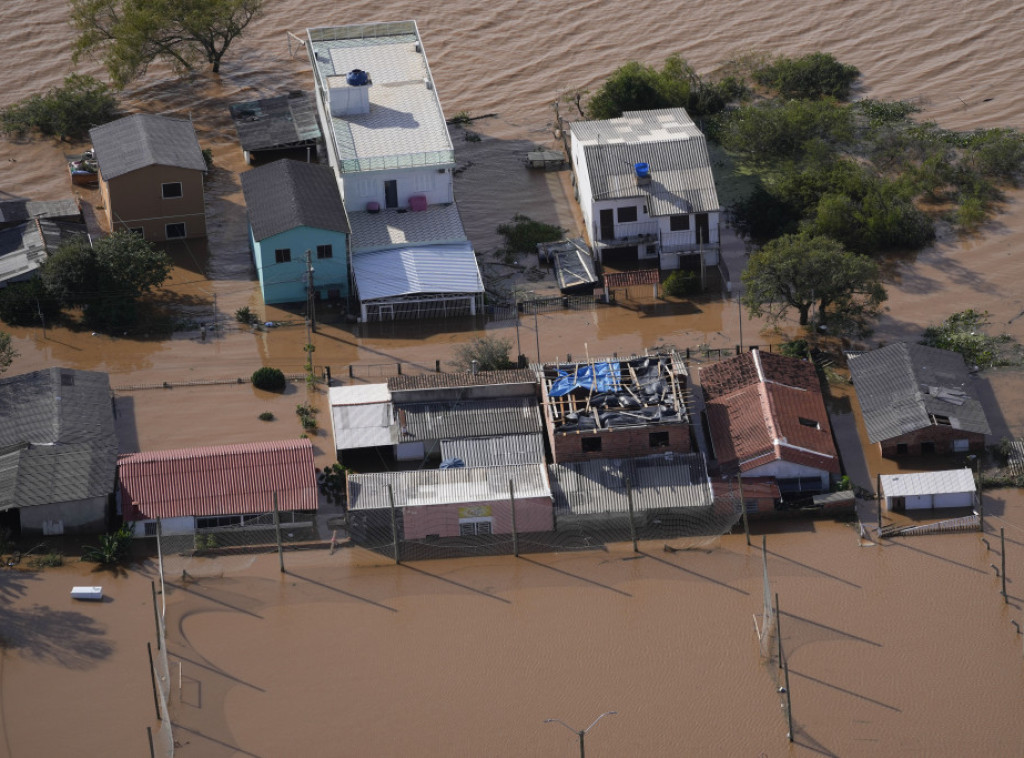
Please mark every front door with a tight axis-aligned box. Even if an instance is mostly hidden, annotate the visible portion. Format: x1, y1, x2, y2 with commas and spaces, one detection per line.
695, 213, 710, 244
599, 208, 614, 241
384, 180, 398, 209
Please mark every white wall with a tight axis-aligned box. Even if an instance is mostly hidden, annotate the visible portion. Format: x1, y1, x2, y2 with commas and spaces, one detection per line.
341, 167, 452, 211
745, 460, 831, 491
130, 516, 196, 537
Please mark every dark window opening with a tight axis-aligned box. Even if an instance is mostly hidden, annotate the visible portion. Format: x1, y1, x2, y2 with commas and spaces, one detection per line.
896, 443, 909, 455
798, 417, 820, 429
932, 414, 951, 426
617, 206, 638, 223
165, 222, 186, 239
144, 522, 157, 537
582, 437, 602, 453
60, 373, 75, 386
669, 214, 690, 231
649, 431, 670, 448
197, 515, 243, 529
459, 521, 492, 536
316, 244, 333, 259
275, 248, 291, 263
921, 441, 936, 455
162, 182, 183, 199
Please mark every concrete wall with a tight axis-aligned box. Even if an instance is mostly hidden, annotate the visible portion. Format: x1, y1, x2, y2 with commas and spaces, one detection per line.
550, 423, 691, 464
880, 427, 986, 458
340, 167, 452, 210
744, 460, 831, 492
886, 490, 974, 511
252, 225, 349, 304
104, 165, 206, 239
400, 496, 553, 539
19, 496, 108, 535
129, 516, 195, 537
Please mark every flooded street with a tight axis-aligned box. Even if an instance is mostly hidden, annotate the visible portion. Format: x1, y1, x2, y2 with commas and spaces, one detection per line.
3, 0, 1024, 755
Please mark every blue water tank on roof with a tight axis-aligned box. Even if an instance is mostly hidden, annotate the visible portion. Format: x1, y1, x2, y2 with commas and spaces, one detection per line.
346, 69, 369, 86
634, 162, 650, 178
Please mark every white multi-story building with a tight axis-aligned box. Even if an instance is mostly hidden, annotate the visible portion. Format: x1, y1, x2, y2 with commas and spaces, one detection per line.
307, 21, 483, 321
570, 108, 721, 272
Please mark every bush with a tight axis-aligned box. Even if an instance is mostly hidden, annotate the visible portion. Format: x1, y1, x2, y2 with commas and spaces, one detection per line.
0, 74, 118, 141
82, 522, 134, 564
235, 306, 258, 325
662, 269, 701, 298
921, 309, 1023, 369
0, 278, 61, 326
251, 367, 286, 392
778, 339, 810, 359
258, 411, 274, 421
296, 402, 318, 431
451, 336, 514, 372
496, 214, 564, 260
753, 53, 860, 100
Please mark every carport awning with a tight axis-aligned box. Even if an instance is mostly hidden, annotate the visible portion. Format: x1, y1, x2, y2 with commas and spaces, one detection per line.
352, 243, 483, 302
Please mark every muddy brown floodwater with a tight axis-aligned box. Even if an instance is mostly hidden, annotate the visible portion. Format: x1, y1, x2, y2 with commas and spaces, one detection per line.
3, 0, 1024, 755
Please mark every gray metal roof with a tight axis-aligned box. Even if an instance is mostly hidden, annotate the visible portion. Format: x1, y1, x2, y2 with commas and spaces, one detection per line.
0, 198, 80, 226
0, 368, 117, 510
229, 91, 321, 152
89, 114, 206, 180
880, 469, 976, 498
549, 453, 713, 515
396, 397, 543, 442
347, 205, 469, 253
0, 219, 87, 286
347, 463, 551, 510
440, 434, 546, 467
241, 159, 349, 241
352, 243, 483, 302
571, 109, 719, 216
848, 342, 991, 443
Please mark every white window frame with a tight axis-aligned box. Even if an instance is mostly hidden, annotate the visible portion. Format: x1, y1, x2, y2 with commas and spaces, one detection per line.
165, 222, 186, 239
162, 181, 183, 199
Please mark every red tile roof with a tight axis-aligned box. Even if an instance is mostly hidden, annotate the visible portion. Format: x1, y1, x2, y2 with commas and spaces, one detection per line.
604, 269, 660, 288
703, 351, 839, 475
118, 439, 318, 520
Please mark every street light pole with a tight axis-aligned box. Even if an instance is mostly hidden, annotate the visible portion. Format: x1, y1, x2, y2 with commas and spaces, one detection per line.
544, 711, 617, 758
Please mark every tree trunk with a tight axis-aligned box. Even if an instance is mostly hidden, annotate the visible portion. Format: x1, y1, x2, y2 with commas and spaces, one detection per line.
798, 305, 810, 325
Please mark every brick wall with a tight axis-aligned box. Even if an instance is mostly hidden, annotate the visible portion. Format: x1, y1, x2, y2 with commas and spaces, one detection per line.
880, 426, 985, 458
551, 423, 691, 464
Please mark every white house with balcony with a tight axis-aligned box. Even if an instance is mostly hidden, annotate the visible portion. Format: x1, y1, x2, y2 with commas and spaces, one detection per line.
569, 108, 721, 273
306, 21, 483, 321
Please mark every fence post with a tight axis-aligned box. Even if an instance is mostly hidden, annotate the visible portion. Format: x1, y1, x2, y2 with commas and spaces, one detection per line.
324, 366, 331, 384
509, 479, 519, 558
876, 473, 882, 532
273, 493, 284, 573
147, 726, 155, 758
626, 477, 638, 553
147, 642, 161, 721
775, 591, 782, 670
1002, 527, 1007, 603
435, 359, 441, 372
397, 363, 402, 375
151, 581, 161, 650
783, 644, 794, 741
349, 364, 354, 378
387, 484, 401, 564
738, 475, 750, 546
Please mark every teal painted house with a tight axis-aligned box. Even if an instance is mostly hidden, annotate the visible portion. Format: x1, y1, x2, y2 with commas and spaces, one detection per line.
241, 159, 350, 305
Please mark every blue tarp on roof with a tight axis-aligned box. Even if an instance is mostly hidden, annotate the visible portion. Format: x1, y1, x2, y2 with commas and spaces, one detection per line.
548, 363, 621, 397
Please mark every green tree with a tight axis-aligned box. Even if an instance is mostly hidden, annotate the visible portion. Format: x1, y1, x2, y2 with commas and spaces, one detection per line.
41, 231, 172, 331
719, 99, 854, 163
451, 336, 514, 372
0, 74, 117, 140
70, 0, 265, 87
741, 234, 886, 330
0, 278, 61, 327
0, 331, 17, 374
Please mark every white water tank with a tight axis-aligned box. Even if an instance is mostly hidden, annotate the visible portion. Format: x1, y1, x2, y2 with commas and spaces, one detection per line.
328, 70, 371, 116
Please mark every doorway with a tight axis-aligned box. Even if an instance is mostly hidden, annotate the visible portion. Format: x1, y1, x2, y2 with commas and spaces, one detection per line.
599, 208, 614, 240
384, 180, 398, 209
695, 213, 710, 244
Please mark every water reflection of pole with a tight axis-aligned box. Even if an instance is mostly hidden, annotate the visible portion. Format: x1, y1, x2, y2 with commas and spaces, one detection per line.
544, 711, 617, 758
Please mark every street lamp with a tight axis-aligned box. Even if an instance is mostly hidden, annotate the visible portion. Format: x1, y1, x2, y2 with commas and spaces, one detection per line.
544, 711, 617, 758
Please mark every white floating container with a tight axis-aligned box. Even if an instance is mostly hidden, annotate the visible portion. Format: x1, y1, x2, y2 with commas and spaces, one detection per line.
71, 586, 103, 601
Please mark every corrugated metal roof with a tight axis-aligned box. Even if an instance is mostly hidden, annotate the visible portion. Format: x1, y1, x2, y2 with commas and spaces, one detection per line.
348, 204, 469, 253
332, 400, 393, 450
440, 434, 546, 467
396, 397, 543, 441
0, 219, 87, 285
347, 463, 550, 510
241, 159, 349, 241
90, 114, 206, 180
549, 453, 713, 514
118, 439, 318, 520
571, 109, 719, 217
848, 342, 991, 443
0, 198, 80, 225
388, 369, 535, 392
351, 243, 483, 301
0, 368, 117, 510
229, 91, 320, 152
880, 469, 976, 498
330, 383, 390, 405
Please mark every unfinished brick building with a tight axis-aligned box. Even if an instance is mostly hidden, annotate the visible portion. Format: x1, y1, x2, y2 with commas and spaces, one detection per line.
539, 353, 691, 464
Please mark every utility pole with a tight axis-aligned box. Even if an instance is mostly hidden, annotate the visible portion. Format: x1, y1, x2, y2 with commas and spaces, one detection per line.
36, 298, 46, 338
305, 249, 316, 333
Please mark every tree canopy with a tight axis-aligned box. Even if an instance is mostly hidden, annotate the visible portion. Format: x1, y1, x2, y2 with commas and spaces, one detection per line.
741, 234, 887, 334
752, 52, 860, 100
0, 74, 118, 140
451, 336, 514, 372
70, 0, 265, 87
0, 331, 17, 375
41, 231, 172, 332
